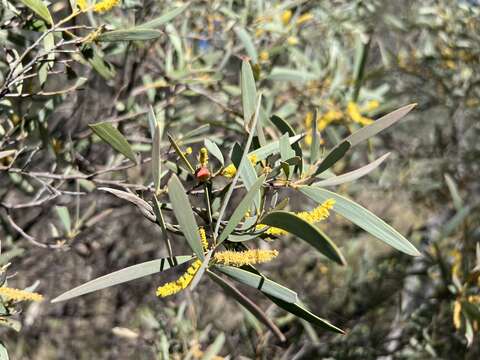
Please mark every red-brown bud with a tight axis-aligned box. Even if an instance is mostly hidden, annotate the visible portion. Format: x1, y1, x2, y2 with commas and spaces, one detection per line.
195, 166, 211, 182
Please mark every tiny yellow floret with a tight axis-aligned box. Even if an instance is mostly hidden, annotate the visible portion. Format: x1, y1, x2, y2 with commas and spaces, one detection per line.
0, 287, 43, 302
156, 259, 202, 297
214, 249, 278, 266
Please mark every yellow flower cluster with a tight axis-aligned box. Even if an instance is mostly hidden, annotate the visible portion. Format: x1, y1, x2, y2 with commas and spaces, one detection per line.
258, 198, 335, 236
214, 249, 278, 266
0, 287, 44, 302
199, 147, 208, 167
304, 100, 380, 145
199, 227, 208, 250
77, 0, 120, 13
156, 259, 202, 297
221, 154, 258, 178
346, 102, 374, 126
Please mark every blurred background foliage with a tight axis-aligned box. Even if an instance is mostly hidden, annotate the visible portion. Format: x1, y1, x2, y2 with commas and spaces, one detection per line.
0, 0, 479, 358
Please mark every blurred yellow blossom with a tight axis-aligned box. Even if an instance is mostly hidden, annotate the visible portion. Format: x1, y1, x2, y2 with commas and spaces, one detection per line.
0, 287, 43, 302
346, 102, 374, 126
281, 10, 292, 25
221, 155, 258, 178
259, 51, 269, 62
297, 13, 314, 25
287, 36, 299, 46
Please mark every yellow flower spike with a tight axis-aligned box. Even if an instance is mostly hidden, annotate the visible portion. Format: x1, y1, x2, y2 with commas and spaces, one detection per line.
199, 227, 208, 250
214, 249, 278, 266
0, 287, 43, 302
281, 10, 292, 25
156, 259, 202, 297
199, 147, 209, 167
94, 0, 120, 13
258, 199, 335, 236
453, 300, 462, 329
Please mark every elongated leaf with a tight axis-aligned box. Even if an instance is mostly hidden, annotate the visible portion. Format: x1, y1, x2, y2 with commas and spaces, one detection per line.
208, 270, 286, 342
100, 187, 155, 222
249, 134, 303, 161
218, 175, 266, 244
167, 134, 195, 174
20, 0, 52, 24
313, 153, 390, 187
346, 103, 416, 146
215, 265, 298, 303
268, 296, 345, 334
268, 67, 317, 82
147, 105, 157, 138
235, 27, 258, 62
444, 174, 463, 211
98, 29, 163, 42
241, 60, 257, 127
139, 4, 189, 29
201, 333, 225, 360
204, 139, 224, 165
89, 122, 136, 163
168, 174, 204, 259
152, 123, 162, 194
0, 342, 8, 360
51, 256, 192, 303
300, 187, 421, 256
270, 115, 302, 173
213, 94, 262, 238
55, 206, 71, 233
261, 211, 346, 265
314, 141, 351, 176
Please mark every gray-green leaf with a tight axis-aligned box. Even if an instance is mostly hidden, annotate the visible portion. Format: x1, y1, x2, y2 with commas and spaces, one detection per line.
300, 186, 421, 256
89, 122, 136, 163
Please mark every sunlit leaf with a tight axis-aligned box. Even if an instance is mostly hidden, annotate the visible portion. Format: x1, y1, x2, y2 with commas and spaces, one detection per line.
261, 211, 346, 265
51, 256, 192, 303
218, 175, 266, 244
20, 0, 52, 24
167, 174, 204, 259
300, 186, 421, 256
215, 265, 298, 303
